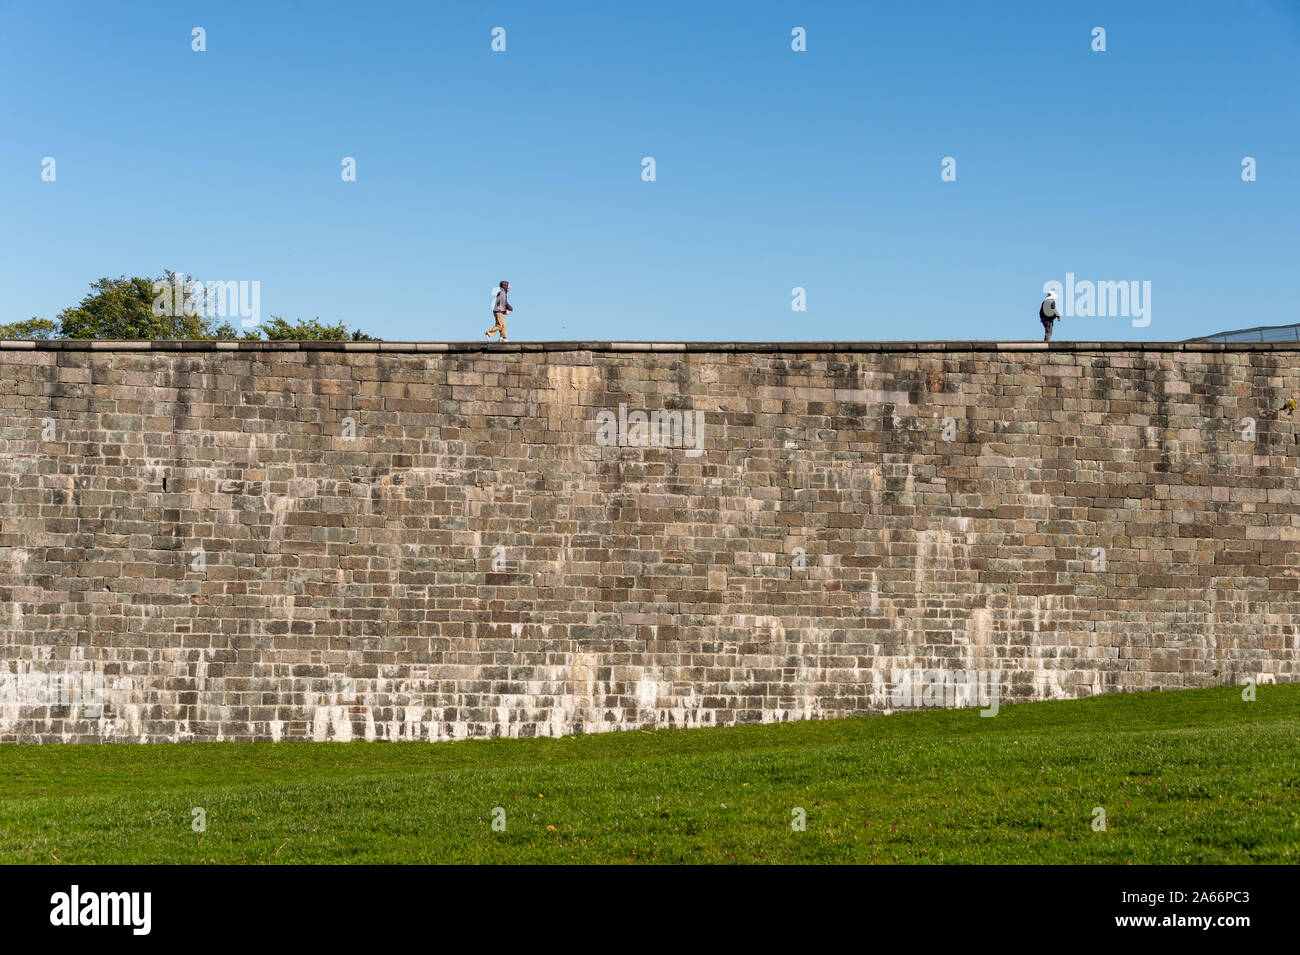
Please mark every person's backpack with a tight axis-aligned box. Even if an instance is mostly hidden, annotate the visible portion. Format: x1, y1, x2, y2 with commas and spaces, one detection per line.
491, 287, 503, 311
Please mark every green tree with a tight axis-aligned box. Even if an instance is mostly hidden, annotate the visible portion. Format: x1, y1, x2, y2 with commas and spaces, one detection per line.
57, 273, 210, 339
260, 316, 379, 341
208, 321, 264, 341
7, 273, 379, 341
0, 318, 59, 340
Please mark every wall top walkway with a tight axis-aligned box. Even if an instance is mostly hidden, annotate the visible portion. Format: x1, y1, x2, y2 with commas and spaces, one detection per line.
3, 340, 1299, 355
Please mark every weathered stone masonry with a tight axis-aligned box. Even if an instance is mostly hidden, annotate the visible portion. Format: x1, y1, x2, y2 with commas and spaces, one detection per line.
1, 339, 1297, 743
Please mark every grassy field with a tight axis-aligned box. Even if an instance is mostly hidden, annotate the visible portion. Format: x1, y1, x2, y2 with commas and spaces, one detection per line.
2, 685, 1297, 864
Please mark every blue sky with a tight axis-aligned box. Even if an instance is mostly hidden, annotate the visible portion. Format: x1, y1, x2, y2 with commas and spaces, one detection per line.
1, 0, 1296, 342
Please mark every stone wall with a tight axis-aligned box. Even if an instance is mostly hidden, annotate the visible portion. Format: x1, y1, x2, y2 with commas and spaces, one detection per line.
1, 340, 1297, 743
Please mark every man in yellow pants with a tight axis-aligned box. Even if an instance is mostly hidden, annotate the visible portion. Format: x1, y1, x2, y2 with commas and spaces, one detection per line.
486, 281, 512, 341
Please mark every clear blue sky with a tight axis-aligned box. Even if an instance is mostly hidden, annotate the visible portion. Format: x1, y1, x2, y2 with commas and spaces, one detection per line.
2, 0, 1296, 342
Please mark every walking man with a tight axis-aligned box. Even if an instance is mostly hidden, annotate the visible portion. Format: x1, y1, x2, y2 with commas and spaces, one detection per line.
1040, 290, 1061, 341
486, 281, 512, 341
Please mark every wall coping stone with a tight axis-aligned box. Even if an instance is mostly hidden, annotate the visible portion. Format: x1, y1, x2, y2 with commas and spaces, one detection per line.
0, 340, 1294, 355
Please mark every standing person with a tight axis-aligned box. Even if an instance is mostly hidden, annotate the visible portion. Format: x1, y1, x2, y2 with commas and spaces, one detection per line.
1040, 290, 1061, 341
486, 281, 512, 341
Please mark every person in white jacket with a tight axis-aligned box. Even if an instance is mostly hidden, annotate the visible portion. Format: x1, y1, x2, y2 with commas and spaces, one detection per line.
486, 281, 512, 341
1040, 291, 1061, 341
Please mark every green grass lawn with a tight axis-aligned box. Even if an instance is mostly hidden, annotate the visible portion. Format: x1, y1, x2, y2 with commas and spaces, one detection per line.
2, 685, 1298, 864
